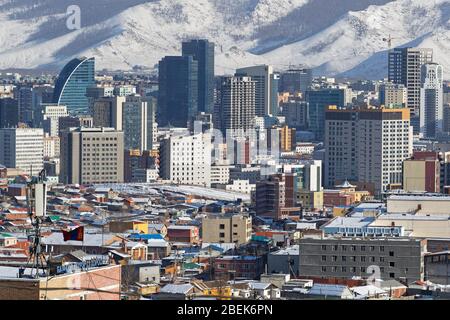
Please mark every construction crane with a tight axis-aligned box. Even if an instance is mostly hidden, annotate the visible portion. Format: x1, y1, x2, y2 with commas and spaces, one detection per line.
382, 34, 399, 50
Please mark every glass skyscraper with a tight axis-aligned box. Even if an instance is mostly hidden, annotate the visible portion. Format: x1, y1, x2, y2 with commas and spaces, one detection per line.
158, 56, 198, 128
53, 57, 95, 114
305, 89, 345, 141
182, 39, 215, 114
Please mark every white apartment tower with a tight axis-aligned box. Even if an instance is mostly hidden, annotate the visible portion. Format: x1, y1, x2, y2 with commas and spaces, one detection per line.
357, 108, 413, 196
0, 128, 44, 174
236, 65, 273, 116
159, 133, 212, 187
325, 107, 413, 196
420, 63, 444, 139
217, 76, 256, 136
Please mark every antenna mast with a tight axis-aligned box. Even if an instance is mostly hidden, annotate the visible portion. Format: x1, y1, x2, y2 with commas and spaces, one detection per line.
21, 169, 48, 279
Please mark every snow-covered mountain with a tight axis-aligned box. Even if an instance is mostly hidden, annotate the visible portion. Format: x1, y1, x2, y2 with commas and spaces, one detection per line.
0, 0, 448, 79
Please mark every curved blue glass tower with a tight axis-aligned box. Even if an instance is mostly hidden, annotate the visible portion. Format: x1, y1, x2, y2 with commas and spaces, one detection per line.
53, 57, 95, 114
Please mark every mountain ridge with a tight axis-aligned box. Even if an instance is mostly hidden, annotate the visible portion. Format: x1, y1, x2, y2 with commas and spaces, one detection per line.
0, 0, 448, 79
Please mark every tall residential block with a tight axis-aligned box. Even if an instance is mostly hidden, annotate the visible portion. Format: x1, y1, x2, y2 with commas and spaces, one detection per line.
357, 108, 412, 196
236, 65, 273, 116
324, 107, 358, 188
215, 76, 256, 136
325, 107, 413, 196
123, 95, 154, 151
388, 47, 433, 128
0, 128, 44, 174
379, 83, 407, 108
159, 133, 211, 187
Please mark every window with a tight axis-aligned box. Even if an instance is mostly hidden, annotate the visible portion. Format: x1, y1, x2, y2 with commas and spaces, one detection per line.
220, 233, 225, 238
342, 256, 347, 262
332, 256, 338, 262
322, 256, 327, 262
380, 246, 385, 252
389, 251, 394, 257
322, 266, 327, 272
389, 262, 395, 267
389, 272, 395, 278
321, 245, 327, 251
220, 224, 225, 230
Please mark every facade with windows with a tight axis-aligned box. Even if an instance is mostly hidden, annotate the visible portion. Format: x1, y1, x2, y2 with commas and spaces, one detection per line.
53, 57, 95, 114
298, 238, 425, 283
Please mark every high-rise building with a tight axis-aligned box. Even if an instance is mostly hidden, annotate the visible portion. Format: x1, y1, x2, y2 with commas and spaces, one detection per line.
43, 134, 60, 158
60, 127, 124, 184
0, 98, 19, 128
324, 107, 358, 188
268, 125, 296, 153
306, 89, 345, 141
444, 105, 450, 134
58, 115, 93, 137
123, 95, 154, 151
36, 104, 69, 137
379, 83, 407, 108
388, 47, 433, 129
279, 68, 313, 95
215, 76, 256, 136
325, 107, 413, 196
270, 73, 280, 116
182, 39, 215, 114
86, 86, 114, 113
357, 108, 412, 196
157, 56, 198, 127
159, 133, 211, 187
0, 128, 44, 174
420, 63, 444, 139
236, 65, 273, 116
92, 96, 126, 131
280, 99, 309, 130
53, 57, 95, 114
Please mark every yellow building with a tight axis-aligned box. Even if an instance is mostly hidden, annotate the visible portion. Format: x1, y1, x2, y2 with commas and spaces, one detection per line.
109, 220, 149, 234
298, 190, 323, 211
192, 280, 232, 300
